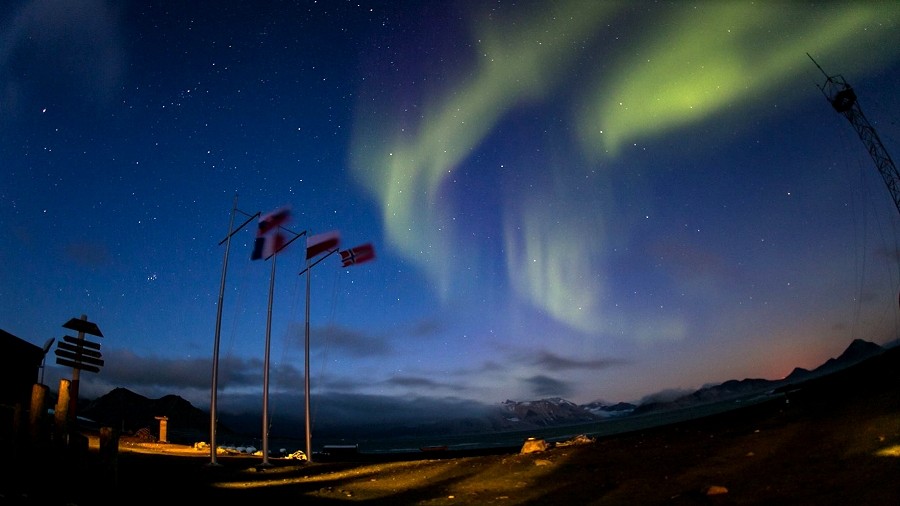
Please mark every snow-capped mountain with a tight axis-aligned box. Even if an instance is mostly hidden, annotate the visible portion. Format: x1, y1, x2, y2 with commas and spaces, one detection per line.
76, 339, 886, 442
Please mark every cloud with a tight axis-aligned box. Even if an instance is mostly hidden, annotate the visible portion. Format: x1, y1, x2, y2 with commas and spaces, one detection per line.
52, 339, 609, 420
285, 322, 392, 357
46, 348, 289, 411
215, 390, 495, 438
409, 316, 446, 337
530, 350, 627, 371
384, 374, 466, 393
524, 374, 573, 398
637, 388, 693, 405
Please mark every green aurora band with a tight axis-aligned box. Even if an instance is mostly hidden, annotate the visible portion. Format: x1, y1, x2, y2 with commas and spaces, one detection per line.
350, 0, 900, 336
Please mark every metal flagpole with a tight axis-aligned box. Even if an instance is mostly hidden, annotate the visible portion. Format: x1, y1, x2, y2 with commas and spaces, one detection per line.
304, 256, 312, 462
261, 254, 276, 466
210, 195, 258, 466
298, 248, 338, 463
260, 229, 303, 466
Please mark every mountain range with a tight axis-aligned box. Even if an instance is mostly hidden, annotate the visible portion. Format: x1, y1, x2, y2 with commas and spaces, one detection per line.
77, 338, 889, 444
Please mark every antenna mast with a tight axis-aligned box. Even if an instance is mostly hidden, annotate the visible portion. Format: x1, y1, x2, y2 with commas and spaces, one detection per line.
808, 54, 900, 216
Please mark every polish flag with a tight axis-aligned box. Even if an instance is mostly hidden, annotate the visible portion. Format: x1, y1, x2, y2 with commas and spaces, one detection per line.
306, 230, 340, 260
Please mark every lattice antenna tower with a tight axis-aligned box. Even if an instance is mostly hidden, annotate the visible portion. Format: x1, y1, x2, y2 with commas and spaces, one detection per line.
808, 54, 900, 216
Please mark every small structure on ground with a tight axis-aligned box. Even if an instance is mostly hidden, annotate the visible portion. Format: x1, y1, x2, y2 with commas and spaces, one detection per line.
520, 437, 549, 454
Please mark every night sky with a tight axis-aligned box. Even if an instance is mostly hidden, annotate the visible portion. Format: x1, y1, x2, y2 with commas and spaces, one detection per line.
3, 1, 900, 430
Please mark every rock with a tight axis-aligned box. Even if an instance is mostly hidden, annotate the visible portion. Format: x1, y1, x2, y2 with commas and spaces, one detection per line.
286, 450, 308, 460
520, 437, 548, 454
705, 485, 729, 496
556, 434, 595, 447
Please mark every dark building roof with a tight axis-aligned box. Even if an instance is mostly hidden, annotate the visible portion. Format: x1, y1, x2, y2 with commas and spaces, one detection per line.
0, 329, 44, 408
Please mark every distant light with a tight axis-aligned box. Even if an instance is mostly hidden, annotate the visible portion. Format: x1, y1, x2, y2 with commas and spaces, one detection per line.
876, 445, 900, 457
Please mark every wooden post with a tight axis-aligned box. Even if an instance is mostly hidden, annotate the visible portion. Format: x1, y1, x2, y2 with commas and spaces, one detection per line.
29, 383, 49, 443
155, 416, 168, 443
54, 379, 71, 445
99, 426, 119, 485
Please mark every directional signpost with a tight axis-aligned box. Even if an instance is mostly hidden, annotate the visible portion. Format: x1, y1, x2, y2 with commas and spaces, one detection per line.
55, 335, 104, 373
56, 315, 104, 373
53, 315, 104, 440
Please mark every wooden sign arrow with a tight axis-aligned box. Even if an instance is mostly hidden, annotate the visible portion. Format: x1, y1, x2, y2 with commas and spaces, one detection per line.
62, 317, 103, 338
55, 357, 101, 374
57, 341, 103, 358
62, 335, 101, 350
55, 348, 105, 367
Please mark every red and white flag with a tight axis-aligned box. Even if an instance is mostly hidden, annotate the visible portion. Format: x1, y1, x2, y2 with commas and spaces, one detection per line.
306, 230, 340, 260
251, 206, 291, 261
340, 243, 376, 267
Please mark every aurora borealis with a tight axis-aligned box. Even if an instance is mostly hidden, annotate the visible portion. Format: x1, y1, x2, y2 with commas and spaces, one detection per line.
2, 1, 899, 430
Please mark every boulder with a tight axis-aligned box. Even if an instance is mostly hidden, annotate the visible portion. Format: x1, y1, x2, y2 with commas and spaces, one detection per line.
520, 437, 549, 454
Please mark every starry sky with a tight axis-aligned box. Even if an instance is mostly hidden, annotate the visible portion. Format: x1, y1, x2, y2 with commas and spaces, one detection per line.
3, 0, 900, 430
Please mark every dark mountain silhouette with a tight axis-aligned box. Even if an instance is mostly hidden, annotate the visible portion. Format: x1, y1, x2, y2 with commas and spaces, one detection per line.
786, 338, 883, 382
633, 338, 885, 415
493, 397, 599, 429
77, 339, 887, 442
78, 387, 230, 443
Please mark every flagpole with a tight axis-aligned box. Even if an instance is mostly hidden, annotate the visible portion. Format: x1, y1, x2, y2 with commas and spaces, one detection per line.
304, 256, 312, 462
298, 246, 339, 463
210, 196, 237, 466
261, 254, 276, 466
298, 240, 369, 462
259, 229, 303, 467
298, 230, 341, 463
210, 195, 258, 466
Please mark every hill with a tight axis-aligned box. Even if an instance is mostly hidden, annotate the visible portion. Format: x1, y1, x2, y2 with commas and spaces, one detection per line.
632, 338, 884, 415
78, 387, 231, 443
77, 338, 887, 443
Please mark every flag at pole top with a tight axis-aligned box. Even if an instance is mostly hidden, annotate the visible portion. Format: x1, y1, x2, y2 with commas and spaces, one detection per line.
251, 206, 291, 260
306, 230, 340, 260
340, 243, 375, 267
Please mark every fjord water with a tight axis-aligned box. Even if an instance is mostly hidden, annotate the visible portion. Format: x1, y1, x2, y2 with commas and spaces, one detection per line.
255, 392, 781, 457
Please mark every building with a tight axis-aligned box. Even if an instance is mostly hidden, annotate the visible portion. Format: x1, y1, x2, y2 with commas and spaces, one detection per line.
0, 329, 43, 405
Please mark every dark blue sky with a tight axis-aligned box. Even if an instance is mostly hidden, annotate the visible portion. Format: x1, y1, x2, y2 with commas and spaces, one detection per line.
2, 0, 899, 427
